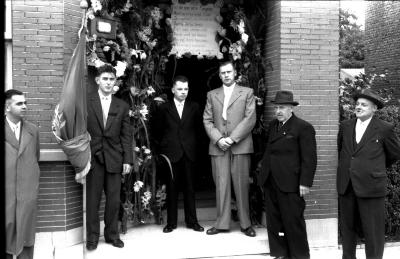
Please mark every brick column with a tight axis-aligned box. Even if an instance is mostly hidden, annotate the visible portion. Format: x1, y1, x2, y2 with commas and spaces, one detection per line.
264, 1, 339, 247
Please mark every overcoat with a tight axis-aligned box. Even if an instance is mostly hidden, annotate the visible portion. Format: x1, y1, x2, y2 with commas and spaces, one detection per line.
337, 116, 400, 197
203, 85, 256, 155
5, 119, 40, 255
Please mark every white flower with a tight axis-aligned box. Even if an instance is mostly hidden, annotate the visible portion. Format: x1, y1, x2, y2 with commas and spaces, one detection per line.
90, 0, 103, 12
144, 148, 151, 155
112, 85, 119, 93
133, 181, 144, 192
241, 33, 249, 44
130, 49, 138, 58
103, 46, 110, 52
94, 59, 105, 68
134, 146, 140, 152
140, 104, 149, 120
140, 52, 147, 60
147, 86, 156, 96
114, 61, 127, 78
379, 74, 386, 78
238, 19, 245, 34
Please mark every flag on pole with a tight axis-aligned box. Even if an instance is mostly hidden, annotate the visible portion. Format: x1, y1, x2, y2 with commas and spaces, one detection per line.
52, 28, 91, 184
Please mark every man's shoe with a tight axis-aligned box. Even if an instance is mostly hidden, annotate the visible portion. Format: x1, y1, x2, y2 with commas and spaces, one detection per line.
240, 226, 256, 237
206, 227, 229, 235
105, 238, 124, 248
186, 222, 204, 232
86, 241, 98, 251
163, 224, 177, 233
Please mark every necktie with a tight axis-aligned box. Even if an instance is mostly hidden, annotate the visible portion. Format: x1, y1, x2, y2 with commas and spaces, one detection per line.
277, 122, 283, 132
102, 96, 110, 127
14, 124, 20, 141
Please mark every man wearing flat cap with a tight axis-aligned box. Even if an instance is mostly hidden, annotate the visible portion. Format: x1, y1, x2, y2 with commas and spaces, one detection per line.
337, 88, 400, 259
258, 90, 317, 259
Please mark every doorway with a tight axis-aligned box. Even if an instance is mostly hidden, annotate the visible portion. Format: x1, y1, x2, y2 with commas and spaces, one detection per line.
164, 55, 222, 193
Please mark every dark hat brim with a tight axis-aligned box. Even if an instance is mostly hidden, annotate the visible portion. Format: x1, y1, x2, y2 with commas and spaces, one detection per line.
353, 93, 384, 109
271, 100, 299, 106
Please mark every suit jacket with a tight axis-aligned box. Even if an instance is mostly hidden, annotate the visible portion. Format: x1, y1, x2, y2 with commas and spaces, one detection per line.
203, 85, 256, 155
152, 100, 202, 163
337, 116, 400, 197
87, 92, 133, 173
5, 119, 40, 255
258, 114, 317, 192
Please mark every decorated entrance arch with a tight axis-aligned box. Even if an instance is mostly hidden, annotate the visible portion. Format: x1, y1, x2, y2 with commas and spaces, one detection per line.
83, 0, 268, 231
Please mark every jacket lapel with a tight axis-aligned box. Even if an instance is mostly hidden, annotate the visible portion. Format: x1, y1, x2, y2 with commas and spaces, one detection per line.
227, 86, 242, 109
5, 119, 19, 150
90, 93, 105, 130
18, 121, 34, 157
167, 101, 181, 122
353, 117, 379, 154
215, 87, 224, 106
180, 101, 192, 124
269, 115, 295, 144
104, 96, 119, 131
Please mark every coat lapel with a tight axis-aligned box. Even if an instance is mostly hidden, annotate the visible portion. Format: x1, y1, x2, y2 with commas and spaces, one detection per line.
180, 101, 192, 124
269, 115, 295, 144
18, 121, 34, 157
5, 119, 19, 150
353, 117, 379, 154
227, 86, 242, 109
104, 96, 119, 131
215, 87, 224, 106
167, 101, 181, 122
89, 93, 105, 130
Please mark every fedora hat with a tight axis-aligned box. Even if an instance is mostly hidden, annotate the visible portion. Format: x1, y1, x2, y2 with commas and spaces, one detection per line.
353, 88, 384, 109
271, 90, 299, 106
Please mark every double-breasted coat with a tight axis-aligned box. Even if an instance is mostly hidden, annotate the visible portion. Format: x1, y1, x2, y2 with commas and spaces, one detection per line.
5, 119, 40, 255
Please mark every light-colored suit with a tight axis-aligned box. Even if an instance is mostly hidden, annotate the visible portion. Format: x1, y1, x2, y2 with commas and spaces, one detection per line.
203, 85, 256, 229
5, 119, 40, 258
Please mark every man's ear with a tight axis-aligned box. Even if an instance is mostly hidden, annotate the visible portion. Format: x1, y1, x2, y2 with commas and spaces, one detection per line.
95, 76, 100, 85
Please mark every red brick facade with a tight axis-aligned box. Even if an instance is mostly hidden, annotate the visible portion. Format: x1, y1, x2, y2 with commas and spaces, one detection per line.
365, 1, 400, 100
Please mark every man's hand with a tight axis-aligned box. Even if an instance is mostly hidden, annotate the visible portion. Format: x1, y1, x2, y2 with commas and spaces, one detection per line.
299, 185, 310, 197
122, 163, 132, 175
217, 138, 232, 151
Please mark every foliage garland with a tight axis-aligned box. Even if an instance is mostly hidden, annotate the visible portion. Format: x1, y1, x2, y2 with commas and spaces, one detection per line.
85, 0, 268, 230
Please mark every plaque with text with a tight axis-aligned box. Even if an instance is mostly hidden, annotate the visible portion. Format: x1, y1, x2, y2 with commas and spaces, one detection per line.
170, 0, 220, 58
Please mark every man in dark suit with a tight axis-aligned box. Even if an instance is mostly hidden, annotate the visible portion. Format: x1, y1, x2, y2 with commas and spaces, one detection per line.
258, 90, 317, 259
337, 89, 400, 259
152, 75, 204, 233
86, 64, 133, 250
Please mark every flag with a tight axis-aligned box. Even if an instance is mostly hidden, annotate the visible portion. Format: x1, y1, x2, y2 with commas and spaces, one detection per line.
52, 29, 91, 184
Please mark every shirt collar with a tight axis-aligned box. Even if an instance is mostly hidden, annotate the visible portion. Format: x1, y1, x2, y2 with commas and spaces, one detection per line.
6, 116, 21, 130
173, 98, 185, 106
98, 90, 111, 100
357, 116, 373, 126
223, 83, 236, 92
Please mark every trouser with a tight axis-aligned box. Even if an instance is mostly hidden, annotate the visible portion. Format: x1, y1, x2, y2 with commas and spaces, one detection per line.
86, 160, 122, 242
264, 176, 310, 259
339, 182, 385, 259
166, 154, 198, 225
210, 152, 251, 229
6, 246, 34, 259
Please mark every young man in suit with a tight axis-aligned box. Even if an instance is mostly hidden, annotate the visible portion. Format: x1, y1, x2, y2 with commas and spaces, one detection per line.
257, 90, 317, 259
5, 89, 41, 259
337, 89, 400, 259
203, 60, 257, 237
152, 75, 204, 233
85, 64, 133, 250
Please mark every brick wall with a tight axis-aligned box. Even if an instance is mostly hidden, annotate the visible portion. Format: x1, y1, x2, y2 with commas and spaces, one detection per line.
264, 1, 339, 219
365, 1, 400, 100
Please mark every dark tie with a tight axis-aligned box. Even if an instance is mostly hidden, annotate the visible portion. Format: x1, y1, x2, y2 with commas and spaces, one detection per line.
277, 122, 283, 132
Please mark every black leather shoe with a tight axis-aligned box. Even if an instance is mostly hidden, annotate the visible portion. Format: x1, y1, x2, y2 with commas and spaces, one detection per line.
206, 227, 229, 235
163, 224, 177, 233
86, 241, 98, 251
186, 222, 204, 232
240, 226, 256, 237
105, 238, 124, 248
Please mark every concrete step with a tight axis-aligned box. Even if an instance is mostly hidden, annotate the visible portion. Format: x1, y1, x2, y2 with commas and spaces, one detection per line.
53, 220, 269, 259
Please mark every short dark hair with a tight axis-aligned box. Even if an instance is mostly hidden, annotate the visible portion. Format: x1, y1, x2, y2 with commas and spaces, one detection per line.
5, 89, 24, 104
219, 60, 235, 70
173, 75, 189, 85
96, 64, 116, 77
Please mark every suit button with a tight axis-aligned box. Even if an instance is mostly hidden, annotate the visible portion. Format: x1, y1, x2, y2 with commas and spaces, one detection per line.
351, 157, 354, 160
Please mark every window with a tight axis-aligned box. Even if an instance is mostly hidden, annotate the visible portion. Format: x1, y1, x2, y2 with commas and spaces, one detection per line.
5, 0, 12, 90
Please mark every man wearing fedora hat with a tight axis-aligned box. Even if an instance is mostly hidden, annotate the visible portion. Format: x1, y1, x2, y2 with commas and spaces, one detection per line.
337, 88, 400, 259
257, 90, 317, 259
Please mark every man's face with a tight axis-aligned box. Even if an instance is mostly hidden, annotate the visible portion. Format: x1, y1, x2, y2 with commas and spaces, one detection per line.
172, 81, 189, 102
96, 72, 116, 96
273, 104, 293, 122
6, 94, 27, 121
354, 98, 377, 121
219, 63, 236, 87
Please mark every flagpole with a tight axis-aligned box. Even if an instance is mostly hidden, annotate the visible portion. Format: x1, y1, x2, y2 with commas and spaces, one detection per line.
79, 1, 88, 258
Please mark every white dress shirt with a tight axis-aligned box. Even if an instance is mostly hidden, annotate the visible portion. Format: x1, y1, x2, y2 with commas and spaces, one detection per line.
222, 84, 235, 120
6, 117, 21, 141
355, 116, 372, 143
174, 98, 185, 119
99, 90, 112, 127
